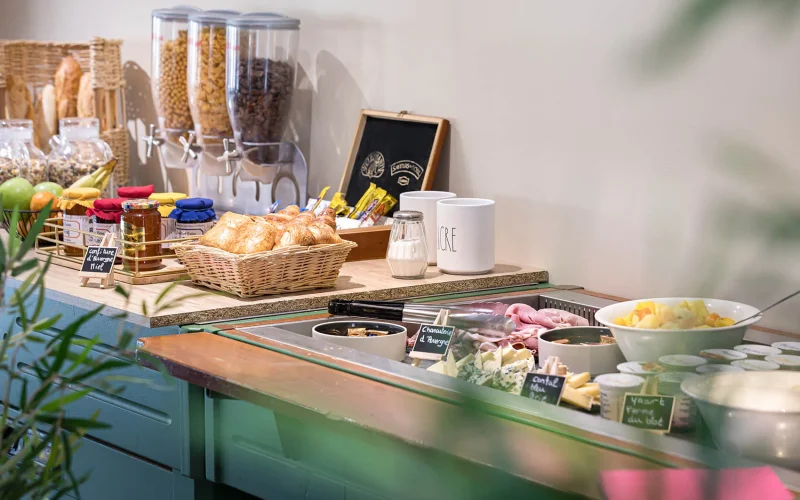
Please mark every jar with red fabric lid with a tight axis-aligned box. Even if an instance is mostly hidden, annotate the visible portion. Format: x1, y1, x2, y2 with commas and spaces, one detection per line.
85, 198, 125, 254
117, 184, 155, 199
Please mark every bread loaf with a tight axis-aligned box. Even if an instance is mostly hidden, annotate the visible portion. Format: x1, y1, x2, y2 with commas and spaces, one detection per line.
77, 73, 95, 118
4, 75, 33, 120
54, 55, 83, 119
34, 84, 58, 151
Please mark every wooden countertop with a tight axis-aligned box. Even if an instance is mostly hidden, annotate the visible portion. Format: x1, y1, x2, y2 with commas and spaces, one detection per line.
10, 260, 547, 328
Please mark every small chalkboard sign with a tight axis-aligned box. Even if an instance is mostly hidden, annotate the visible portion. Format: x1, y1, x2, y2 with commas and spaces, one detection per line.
521, 373, 567, 405
79, 233, 117, 289
409, 324, 456, 361
620, 394, 675, 433
339, 110, 448, 216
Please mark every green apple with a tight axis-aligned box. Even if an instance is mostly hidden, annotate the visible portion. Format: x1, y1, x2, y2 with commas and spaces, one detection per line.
1, 177, 35, 210
33, 182, 63, 197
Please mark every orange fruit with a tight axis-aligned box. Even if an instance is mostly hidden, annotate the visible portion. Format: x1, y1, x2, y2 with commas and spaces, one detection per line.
29, 191, 59, 212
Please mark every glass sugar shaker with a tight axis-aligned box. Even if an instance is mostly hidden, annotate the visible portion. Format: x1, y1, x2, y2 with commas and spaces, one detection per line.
386, 211, 428, 279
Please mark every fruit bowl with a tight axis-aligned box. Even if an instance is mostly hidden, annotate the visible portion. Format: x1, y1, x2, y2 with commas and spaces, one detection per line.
594, 298, 761, 362
2, 209, 61, 239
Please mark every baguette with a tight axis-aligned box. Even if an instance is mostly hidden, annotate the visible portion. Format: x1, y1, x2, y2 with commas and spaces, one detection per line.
34, 84, 58, 151
77, 73, 95, 118
4, 75, 33, 120
54, 55, 83, 119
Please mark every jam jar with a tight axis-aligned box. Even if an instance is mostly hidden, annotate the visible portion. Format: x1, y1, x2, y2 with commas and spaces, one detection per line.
59, 187, 100, 257
121, 199, 162, 272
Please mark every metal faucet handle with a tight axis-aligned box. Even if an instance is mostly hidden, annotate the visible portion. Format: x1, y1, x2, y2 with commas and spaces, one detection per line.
179, 132, 198, 162
143, 124, 163, 158
216, 138, 242, 174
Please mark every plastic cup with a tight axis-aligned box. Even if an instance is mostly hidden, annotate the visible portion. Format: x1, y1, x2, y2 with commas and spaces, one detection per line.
656, 372, 699, 430
594, 373, 646, 422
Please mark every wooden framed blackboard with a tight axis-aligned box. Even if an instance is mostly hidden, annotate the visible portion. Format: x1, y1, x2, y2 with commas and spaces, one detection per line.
339, 110, 448, 215
521, 373, 566, 405
620, 394, 675, 433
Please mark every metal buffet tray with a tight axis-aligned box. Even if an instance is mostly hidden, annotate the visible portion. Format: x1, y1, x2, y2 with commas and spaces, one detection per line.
228, 289, 800, 489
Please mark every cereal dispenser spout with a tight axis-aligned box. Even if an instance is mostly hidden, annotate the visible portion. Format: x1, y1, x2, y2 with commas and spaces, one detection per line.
143, 124, 163, 159
216, 138, 242, 175
179, 131, 198, 163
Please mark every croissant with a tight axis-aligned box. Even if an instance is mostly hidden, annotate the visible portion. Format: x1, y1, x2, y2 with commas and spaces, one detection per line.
308, 222, 340, 244
290, 212, 315, 226
199, 212, 251, 250
275, 224, 315, 248
316, 215, 336, 231
279, 205, 301, 216
318, 207, 336, 220
229, 219, 276, 254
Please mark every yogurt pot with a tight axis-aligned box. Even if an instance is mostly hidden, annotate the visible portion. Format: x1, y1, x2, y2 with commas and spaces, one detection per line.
734, 344, 782, 359
655, 372, 699, 430
594, 373, 646, 422
772, 342, 800, 356
731, 359, 781, 371
617, 361, 665, 375
696, 364, 744, 374
699, 349, 747, 364
764, 354, 800, 371
658, 355, 707, 372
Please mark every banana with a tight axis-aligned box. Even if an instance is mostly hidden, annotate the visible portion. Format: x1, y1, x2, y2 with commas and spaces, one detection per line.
68, 157, 117, 191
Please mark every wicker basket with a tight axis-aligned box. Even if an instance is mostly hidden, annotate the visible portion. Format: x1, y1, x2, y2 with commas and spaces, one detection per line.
172, 240, 358, 298
0, 37, 129, 186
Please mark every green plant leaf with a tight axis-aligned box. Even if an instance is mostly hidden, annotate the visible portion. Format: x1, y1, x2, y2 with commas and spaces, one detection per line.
7, 207, 21, 257
15, 201, 52, 261
39, 388, 93, 412
65, 336, 101, 374
37, 415, 110, 431
155, 281, 178, 306
69, 359, 130, 384
31, 315, 62, 333
11, 258, 39, 277
114, 284, 130, 299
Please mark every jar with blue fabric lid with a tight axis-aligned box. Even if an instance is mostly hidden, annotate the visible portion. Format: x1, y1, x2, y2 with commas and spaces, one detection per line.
170, 197, 216, 238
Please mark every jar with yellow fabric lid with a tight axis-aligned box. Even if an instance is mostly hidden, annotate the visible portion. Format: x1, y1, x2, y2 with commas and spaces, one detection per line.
59, 187, 100, 257
121, 199, 162, 272
149, 192, 187, 249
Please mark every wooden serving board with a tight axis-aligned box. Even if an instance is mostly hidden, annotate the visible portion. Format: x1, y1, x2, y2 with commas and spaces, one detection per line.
36, 246, 189, 285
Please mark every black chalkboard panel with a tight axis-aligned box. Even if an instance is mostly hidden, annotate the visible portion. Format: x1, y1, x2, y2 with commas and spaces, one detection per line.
80, 246, 118, 276
620, 394, 675, 432
409, 324, 455, 360
340, 111, 448, 215
521, 373, 566, 405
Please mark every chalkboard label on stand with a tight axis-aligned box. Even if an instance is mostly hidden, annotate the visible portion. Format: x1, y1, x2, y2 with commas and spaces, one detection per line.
409, 324, 456, 361
521, 373, 567, 405
80, 246, 118, 276
620, 394, 675, 433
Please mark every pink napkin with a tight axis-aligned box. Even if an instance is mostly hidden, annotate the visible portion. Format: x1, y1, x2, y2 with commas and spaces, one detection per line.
600, 467, 793, 500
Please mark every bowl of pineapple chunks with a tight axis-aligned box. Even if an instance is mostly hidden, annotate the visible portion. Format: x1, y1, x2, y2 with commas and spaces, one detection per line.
594, 298, 761, 362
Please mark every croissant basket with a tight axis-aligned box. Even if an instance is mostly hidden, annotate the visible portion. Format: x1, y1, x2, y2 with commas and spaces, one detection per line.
172, 240, 357, 298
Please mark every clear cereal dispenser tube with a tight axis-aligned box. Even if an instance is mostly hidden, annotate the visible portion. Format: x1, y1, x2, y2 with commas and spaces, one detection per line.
187, 10, 240, 143
225, 13, 300, 147
151, 6, 200, 140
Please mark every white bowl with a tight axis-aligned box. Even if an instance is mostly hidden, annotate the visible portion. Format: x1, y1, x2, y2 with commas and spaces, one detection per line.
538, 327, 625, 376
312, 321, 408, 361
594, 298, 761, 362
681, 371, 800, 469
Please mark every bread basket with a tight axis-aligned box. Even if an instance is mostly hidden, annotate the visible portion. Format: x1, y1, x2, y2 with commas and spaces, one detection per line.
172, 240, 357, 298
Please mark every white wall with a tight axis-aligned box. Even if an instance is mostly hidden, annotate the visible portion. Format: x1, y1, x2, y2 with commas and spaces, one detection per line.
3, 0, 799, 331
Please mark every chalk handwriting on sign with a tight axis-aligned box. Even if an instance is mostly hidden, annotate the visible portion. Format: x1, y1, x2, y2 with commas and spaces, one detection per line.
521, 373, 566, 405
409, 324, 456, 361
439, 226, 456, 253
620, 394, 675, 433
80, 246, 118, 275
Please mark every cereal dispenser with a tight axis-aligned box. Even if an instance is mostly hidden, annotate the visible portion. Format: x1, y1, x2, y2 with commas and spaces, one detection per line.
144, 6, 202, 169
220, 13, 308, 212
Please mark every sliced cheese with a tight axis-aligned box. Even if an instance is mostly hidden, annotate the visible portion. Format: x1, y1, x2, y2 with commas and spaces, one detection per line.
474, 352, 484, 370
445, 351, 458, 377
560, 385, 593, 411
427, 361, 446, 374
514, 349, 532, 362
456, 353, 475, 368
567, 372, 590, 389
576, 384, 600, 399
483, 351, 501, 372
500, 345, 517, 365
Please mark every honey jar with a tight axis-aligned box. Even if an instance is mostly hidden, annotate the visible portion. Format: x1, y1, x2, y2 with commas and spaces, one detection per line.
121, 199, 162, 272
